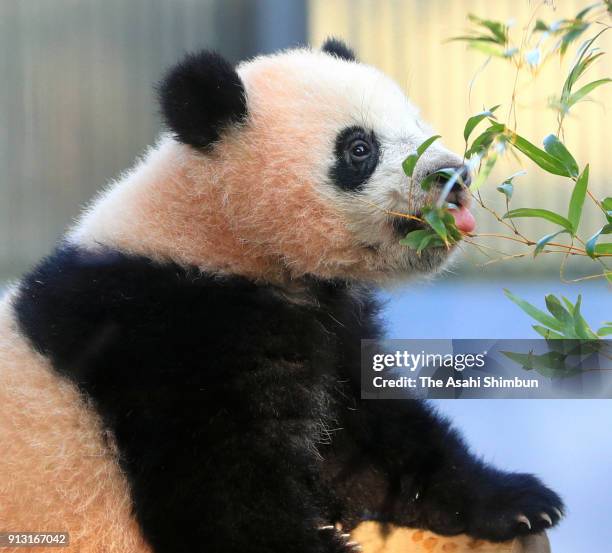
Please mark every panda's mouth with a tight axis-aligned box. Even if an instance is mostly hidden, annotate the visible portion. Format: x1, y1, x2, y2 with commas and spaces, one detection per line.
389, 189, 475, 238
390, 215, 425, 236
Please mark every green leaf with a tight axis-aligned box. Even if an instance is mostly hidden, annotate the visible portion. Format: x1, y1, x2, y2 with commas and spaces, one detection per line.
399, 229, 431, 248
470, 152, 497, 192
504, 289, 564, 332
567, 165, 589, 233
417, 135, 441, 156
468, 14, 508, 44
503, 208, 574, 232
560, 22, 589, 56
543, 134, 579, 177
534, 20, 549, 32
497, 182, 513, 199
534, 230, 567, 257
441, 210, 462, 241
576, 3, 600, 19
561, 30, 609, 102
594, 243, 612, 255
399, 228, 445, 252
585, 223, 612, 257
506, 129, 571, 176
449, 35, 501, 44
597, 326, 612, 337
468, 41, 507, 58
400, 228, 445, 253
603, 197, 612, 223
495, 170, 526, 200
423, 208, 448, 242
561, 296, 575, 313
465, 122, 505, 158
420, 168, 455, 191
402, 135, 441, 177
464, 105, 500, 142
545, 295, 574, 327
532, 325, 565, 339
501, 350, 581, 377
402, 155, 419, 178
572, 295, 599, 339
567, 78, 612, 108
416, 233, 445, 253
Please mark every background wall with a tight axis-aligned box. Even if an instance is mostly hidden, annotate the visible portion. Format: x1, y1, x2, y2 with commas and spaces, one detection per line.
0, 0, 306, 279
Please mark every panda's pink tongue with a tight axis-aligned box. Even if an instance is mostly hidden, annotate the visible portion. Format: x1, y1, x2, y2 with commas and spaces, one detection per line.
448, 206, 476, 233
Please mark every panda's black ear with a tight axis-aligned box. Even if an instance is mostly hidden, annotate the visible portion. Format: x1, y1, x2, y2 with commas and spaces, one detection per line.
158, 51, 248, 150
321, 38, 357, 62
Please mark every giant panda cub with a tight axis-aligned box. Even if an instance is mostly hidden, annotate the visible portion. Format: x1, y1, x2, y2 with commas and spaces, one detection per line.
1, 39, 562, 553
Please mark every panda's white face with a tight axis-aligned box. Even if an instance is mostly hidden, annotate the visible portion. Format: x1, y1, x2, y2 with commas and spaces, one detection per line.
231, 48, 472, 281
71, 46, 473, 284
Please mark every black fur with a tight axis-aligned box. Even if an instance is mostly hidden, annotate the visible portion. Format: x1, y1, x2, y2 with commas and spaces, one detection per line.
14, 246, 563, 552
321, 38, 357, 62
330, 126, 380, 192
158, 51, 247, 150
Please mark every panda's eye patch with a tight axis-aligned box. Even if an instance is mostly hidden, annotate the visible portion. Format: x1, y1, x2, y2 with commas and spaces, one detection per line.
350, 140, 371, 161
330, 126, 380, 192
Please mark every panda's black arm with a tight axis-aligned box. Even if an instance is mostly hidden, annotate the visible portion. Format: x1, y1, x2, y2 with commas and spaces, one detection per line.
326, 393, 563, 541
321, 286, 563, 541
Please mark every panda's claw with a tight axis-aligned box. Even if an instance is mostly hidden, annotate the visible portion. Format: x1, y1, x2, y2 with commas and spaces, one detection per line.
540, 513, 552, 527
553, 507, 563, 520
318, 525, 362, 553
515, 514, 531, 530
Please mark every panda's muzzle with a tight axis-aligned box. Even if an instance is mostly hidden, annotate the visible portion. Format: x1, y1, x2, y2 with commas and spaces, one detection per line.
390, 164, 474, 237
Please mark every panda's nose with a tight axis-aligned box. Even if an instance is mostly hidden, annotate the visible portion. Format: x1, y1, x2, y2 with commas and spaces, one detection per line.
428, 165, 472, 191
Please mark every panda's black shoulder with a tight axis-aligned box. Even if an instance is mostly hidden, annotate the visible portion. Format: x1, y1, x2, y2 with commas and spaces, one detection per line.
13, 245, 382, 389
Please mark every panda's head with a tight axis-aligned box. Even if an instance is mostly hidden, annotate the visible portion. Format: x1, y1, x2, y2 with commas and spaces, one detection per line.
76, 39, 474, 284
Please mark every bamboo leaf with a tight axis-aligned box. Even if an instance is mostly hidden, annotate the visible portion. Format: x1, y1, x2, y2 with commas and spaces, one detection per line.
543, 134, 579, 177
465, 122, 505, 158
423, 208, 448, 242
532, 325, 565, 339
545, 295, 574, 327
567, 165, 589, 233
464, 105, 500, 142
504, 289, 564, 332
572, 295, 599, 339
470, 152, 497, 192
468, 14, 508, 44
399, 229, 431, 248
402, 135, 441, 177
534, 230, 567, 257
417, 135, 442, 156
505, 129, 571, 176
420, 168, 455, 191
594, 243, 612, 255
567, 78, 612, 108
416, 233, 445, 253
497, 182, 513, 199
503, 208, 574, 232
585, 223, 612, 257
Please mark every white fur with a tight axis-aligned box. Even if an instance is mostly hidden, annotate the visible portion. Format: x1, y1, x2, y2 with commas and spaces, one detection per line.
69, 47, 465, 283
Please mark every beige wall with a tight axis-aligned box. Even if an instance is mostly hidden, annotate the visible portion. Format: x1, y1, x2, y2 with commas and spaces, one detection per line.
309, 0, 611, 271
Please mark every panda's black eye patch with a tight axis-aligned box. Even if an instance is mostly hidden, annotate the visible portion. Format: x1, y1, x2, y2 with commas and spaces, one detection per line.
330, 126, 380, 192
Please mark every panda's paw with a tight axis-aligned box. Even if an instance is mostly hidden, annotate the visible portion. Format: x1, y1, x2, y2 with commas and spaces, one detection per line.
462, 473, 564, 542
318, 525, 362, 553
